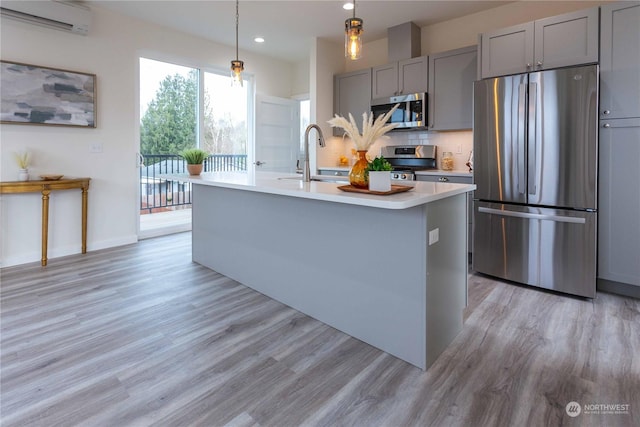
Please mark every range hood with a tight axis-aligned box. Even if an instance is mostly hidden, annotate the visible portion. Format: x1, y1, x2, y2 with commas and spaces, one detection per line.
388, 22, 421, 62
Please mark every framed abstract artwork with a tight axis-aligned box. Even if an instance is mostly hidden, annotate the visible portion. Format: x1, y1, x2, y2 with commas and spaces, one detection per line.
0, 60, 96, 128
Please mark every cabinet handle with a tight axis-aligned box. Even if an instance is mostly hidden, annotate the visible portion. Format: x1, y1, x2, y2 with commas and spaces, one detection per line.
526, 63, 532, 69
603, 123, 611, 128
603, 110, 611, 115
536, 61, 543, 67
334, 171, 340, 176
438, 177, 449, 182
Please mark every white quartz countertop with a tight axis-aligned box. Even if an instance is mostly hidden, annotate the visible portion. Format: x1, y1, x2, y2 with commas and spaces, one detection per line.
164, 171, 475, 210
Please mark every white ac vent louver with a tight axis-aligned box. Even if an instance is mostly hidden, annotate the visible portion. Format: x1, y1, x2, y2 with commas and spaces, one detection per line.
1, 1, 91, 36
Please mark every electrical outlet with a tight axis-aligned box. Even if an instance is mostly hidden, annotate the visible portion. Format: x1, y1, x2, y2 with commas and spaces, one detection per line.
456, 144, 462, 154
429, 228, 439, 245
90, 142, 103, 153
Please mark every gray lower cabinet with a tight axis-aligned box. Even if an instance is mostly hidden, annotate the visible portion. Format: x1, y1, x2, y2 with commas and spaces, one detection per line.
481, 7, 598, 78
417, 174, 474, 252
333, 69, 371, 135
600, 1, 640, 120
428, 45, 477, 130
598, 118, 640, 288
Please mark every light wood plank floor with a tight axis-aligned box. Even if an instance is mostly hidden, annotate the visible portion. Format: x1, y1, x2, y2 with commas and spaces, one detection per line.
1, 232, 638, 427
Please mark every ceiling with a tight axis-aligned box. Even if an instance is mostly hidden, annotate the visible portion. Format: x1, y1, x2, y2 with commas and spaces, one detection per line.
90, 1, 510, 62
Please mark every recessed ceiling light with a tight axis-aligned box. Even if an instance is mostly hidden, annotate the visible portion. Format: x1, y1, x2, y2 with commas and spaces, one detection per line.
343, 2, 354, 11
254, 37, 265, 43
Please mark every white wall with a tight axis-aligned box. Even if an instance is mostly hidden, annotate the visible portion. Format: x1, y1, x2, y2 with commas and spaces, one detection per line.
0, 5, 295, 267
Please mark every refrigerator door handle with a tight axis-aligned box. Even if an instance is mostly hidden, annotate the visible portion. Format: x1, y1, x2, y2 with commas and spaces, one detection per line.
517, 83, 527, 195
478, 206, 586, 224
527, 82, 538, 196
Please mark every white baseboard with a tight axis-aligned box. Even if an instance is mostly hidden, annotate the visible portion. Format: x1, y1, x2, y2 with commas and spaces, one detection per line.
0, 235, 138, 268
139, 223, 192, 240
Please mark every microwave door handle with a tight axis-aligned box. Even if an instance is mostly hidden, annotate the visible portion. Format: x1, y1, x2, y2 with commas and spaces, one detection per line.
517, 83, 526, 195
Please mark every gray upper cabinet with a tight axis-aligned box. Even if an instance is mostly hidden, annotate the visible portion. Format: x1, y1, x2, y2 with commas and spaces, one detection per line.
481, 22, 534, 78
598, 118, 640, 287
481, 7, 598, 78
428, 45, 477, 130
600, 1, 640, 119
533, 8, 599, 71
372, 56, 428, 99
333, 68, 372, 135
371, 63, 398, 99
399, 57, 429, 95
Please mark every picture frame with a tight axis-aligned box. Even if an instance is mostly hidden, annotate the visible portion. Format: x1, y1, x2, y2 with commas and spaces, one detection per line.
0, 60, 96, 128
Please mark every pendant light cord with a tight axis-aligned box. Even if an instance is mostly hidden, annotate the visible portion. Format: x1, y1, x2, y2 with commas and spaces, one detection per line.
235, 0, 239, 61
353, 0, 356, 19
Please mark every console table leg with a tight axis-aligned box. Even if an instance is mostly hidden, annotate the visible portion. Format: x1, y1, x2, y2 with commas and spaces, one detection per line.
41, 190, 50, 266
81, 186, 88, 254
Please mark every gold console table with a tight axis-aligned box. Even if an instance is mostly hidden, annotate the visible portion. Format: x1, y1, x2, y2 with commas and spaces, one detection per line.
1, 177, 91, 266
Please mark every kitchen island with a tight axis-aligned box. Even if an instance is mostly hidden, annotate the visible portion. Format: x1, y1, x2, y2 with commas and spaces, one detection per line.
172, 171, 475, 370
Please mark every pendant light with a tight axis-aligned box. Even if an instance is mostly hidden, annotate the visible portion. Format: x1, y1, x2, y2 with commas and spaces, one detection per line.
230, 0, 244, 87
345, 0, 363, 60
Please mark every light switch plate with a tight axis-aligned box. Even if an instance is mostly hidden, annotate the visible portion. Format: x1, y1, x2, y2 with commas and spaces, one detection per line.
90, 142, 103, 153
429, 228, 439, 245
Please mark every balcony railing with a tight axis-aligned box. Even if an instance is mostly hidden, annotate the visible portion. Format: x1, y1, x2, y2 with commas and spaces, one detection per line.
140, 153, 247, 214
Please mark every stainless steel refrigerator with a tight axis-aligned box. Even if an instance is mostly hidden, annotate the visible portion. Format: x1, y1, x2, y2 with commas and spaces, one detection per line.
473, 64, 598, 298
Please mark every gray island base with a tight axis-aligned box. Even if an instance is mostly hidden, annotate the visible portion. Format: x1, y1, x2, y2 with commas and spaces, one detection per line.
186, 172, 474, 370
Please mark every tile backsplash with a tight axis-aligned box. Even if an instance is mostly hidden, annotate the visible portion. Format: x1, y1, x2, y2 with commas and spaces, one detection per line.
318, 130, 473, 172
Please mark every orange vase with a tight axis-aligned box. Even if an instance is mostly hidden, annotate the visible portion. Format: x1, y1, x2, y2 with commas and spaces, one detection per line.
349, 150, 369, 188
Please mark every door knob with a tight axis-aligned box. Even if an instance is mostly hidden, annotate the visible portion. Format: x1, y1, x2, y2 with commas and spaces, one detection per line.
603, 123, 611, 128
603, 110, 611, 115
254, 160, 265, 166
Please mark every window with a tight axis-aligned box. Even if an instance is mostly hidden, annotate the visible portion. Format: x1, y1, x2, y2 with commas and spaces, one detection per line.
139, 58, 198, 155
139, 57, 252, 219
203, 71, 247, 161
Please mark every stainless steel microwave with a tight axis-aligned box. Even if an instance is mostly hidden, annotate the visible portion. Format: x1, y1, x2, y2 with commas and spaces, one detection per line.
371, 93, 427, 130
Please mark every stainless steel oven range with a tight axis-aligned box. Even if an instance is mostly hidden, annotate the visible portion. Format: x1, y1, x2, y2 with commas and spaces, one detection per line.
381, 145, 437, 181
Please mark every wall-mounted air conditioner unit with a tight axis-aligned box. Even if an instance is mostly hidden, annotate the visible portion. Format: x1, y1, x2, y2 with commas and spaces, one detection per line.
0, 1, 91, 36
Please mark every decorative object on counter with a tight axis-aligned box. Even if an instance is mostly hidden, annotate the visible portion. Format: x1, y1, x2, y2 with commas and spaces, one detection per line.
349, 150, 369, 188
344, 0, 363, 60
466, 150, 473, 172
328, 104, 400, 188
181, 148, 209, 176
367, 156, 393, 192
13, 150, 31, 181
39, 174, 64, 181
338, 155, 350, 166
337, 184, 413, 196
230, 0, 244, 87
441, 151, 454, 171
1, 61, 96, 127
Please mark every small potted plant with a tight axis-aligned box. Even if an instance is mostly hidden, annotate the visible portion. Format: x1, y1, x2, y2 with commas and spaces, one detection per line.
181, 148, 209, 176
366, 156, 393, 192
13, 150, 31, 181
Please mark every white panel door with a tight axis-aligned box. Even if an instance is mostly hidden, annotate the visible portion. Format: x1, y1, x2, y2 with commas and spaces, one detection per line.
255, 95, 299, 173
